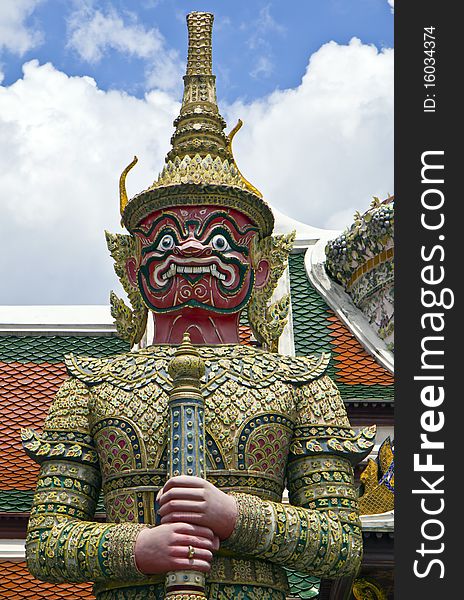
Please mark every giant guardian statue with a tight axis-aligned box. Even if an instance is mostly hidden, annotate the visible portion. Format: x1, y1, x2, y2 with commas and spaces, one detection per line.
23, 12, 375, 600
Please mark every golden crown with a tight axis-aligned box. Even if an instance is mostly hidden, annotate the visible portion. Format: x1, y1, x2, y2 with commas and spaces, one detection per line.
119, 12, 274, 238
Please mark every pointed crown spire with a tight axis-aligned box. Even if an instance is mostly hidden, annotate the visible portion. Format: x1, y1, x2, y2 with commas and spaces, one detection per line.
120, 11, 274, 238
167, 12, 229, 162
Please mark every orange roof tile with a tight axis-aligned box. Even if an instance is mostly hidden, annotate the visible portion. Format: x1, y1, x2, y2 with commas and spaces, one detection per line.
327, 316, 393, 386
0, 561, 93, 598
0, 362, 67, 490
238, 324, 253, 345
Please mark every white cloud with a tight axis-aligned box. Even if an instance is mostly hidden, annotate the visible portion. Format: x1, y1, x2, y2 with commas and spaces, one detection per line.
241, 5, 285, 80
224, 38, 393, 230
245, 5, 286, 50
0, 0, 43, 55
388, 0, 394, 13
0, 38, 393, 303
67, 5, 182, 91
67, 7, 160, 62
250, 55, 273, 79
0, 59, 179, 303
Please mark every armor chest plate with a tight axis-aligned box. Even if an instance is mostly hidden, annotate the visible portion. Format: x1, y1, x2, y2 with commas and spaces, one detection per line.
89, 377, 295, 484
66, 344, 330, 522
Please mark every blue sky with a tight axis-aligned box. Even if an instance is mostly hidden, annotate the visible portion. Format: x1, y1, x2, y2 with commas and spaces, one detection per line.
0, 0, 394, 304
2, 0, 393, 101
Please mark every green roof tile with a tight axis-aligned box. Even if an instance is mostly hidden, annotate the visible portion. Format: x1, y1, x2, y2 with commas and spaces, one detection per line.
0, 490, 106, 513
0, 336, 130, 364
286, 569, 320, 598
240, 310, 250, 326
0, 490, 34, 512
288, 253, 334, 358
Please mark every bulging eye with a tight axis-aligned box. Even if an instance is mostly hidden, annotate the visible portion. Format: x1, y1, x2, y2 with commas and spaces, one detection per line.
157, 234, 175, 251
211, 234, 231, 252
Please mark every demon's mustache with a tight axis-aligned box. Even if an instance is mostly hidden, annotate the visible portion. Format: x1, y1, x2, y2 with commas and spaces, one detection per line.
151, 256, 239, 288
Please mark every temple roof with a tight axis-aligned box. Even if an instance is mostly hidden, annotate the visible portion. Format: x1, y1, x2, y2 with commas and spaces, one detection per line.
288, 253, 393, 399
0, 335, 129, 501
0, 562, 94, 599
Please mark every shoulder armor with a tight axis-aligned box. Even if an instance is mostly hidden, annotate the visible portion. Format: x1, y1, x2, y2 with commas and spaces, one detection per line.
22, 428, 98, 466
65, 345, 330, 391
289, 424, 377, 466
65, 347, 175, 391
217, 346, 330, 388
271, 351, 331, 383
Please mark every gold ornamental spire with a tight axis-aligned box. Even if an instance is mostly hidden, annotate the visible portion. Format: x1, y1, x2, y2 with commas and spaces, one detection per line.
149, 11, 264, 196
167, 12, 229, 162
186, 12, 213, 76
121, 11, 274, 238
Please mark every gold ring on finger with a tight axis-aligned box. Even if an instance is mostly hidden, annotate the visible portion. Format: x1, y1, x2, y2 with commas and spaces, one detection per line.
187, 545, 195, 559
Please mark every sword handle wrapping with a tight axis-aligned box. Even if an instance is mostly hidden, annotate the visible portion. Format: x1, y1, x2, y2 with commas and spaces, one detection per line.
165, 333, 207, 599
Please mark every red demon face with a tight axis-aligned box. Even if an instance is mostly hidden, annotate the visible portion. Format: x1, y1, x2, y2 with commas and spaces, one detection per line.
127, 206, 264, 316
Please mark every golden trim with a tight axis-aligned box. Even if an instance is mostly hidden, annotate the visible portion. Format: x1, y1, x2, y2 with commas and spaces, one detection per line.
347, 247, 394, 290
122, 184, 274, 238
226, 119, 263, 198
352, 577, 388, 600
105, 231, 148, 346
119, 156, 138, 216
248, 231, 295, 350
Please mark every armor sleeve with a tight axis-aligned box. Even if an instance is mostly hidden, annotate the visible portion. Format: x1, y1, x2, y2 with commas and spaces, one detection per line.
224, 375, 375, 578
23, 377, 148, 584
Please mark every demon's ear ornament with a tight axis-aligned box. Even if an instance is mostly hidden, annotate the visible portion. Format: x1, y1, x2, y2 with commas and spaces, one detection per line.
248, 230, 296, 352
105, 231, 147, 346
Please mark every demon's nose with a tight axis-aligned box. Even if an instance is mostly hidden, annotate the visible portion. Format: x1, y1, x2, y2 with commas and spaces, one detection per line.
176, 239, 212, 257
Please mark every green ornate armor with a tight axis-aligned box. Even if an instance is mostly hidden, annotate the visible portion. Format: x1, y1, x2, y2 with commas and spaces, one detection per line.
23, 344, 375, 599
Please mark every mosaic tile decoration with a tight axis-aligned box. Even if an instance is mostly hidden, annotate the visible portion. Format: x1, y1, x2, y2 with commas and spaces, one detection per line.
325, 198, 394, 351
0, 314, 379, 599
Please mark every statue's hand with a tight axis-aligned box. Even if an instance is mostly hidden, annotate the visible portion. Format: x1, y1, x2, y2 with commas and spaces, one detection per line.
134, 522, 219, 574
158, 475, 238, 541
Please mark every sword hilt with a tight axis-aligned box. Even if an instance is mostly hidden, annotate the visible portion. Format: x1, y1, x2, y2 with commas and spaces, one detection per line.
165, 333, 207, 599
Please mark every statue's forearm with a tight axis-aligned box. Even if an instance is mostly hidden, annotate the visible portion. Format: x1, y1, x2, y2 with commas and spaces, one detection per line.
26, 460, 146, 584
224, 455, 363, 577
224, 493, 362, 577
